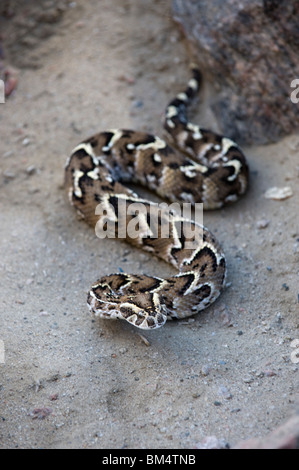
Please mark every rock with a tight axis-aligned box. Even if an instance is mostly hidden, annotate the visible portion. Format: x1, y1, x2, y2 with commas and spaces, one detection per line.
233, 414, 299, 449
218, 385, 233, 400
256, 219, 269, 229
172, 0, 299, 145
3, 66, 18, 97
195, 435, 229, 449
29, 407, 53, 420
200, 364, 211, 376
26, 165, 36, 175
264, 186, 293, 200
3, 170, 16, 179
0, 1, 68, 69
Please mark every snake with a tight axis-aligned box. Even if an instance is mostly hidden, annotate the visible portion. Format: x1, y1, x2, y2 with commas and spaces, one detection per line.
64, 65, 249, 330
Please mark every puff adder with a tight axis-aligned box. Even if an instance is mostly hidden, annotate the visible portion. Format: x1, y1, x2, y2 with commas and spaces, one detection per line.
65, 65, 249, 329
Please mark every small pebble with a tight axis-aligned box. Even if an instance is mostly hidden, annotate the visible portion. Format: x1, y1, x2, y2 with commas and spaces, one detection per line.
39, 310, 49, 316
75, 20, 85, 28
200, 365, 211, 376
282, 283, 289, 291
264, 369, 277, 377
3, 170, 15, 179
256, 219, 269, 229
22, 137, 31, 146
218, 385, 232, 400
255, 371, 265, 378
231, 408, 241, 413
26, 165, 36, 175
243, 376, 254, 384
264, 186, 293, 200
4, 67, 18, 97
138, 334, 150, 346
30, 407, 52, 420
3, 150, 14, 158
132, 99, 143, 108
117, 74, 135, 85
195, 436, 229, 449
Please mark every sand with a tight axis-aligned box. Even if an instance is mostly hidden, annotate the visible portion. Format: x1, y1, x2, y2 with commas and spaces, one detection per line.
0, 0, 298, 449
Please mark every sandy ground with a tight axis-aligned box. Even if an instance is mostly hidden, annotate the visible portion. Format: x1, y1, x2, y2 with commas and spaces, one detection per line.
0, 0, 298, 449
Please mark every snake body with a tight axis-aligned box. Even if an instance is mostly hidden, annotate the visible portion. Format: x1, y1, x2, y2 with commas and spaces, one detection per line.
65, 66, 249, 329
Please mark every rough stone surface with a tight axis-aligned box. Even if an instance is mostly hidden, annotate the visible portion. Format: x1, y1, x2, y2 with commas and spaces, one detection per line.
1, 0, 299, 450
195, 436, 230, 449
172, 0, 299, 145
233, 415, 299, 449
0, 0, 68, 69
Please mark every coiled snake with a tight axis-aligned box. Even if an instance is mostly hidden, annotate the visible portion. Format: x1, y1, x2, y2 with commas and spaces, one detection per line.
65, 66, 249, 329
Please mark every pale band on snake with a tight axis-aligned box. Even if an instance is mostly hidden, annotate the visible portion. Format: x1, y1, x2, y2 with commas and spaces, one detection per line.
65, 65, 249, 329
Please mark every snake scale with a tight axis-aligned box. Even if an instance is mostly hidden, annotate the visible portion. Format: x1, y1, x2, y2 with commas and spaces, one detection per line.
65, 65, 249, 329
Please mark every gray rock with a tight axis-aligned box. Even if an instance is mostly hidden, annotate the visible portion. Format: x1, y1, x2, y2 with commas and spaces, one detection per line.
233, 414, 299, 449
195, 435, 230, 449
172, 0, 299, 145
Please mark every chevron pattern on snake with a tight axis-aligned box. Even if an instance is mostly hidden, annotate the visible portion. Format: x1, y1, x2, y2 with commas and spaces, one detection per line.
65, 65, 249, 329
